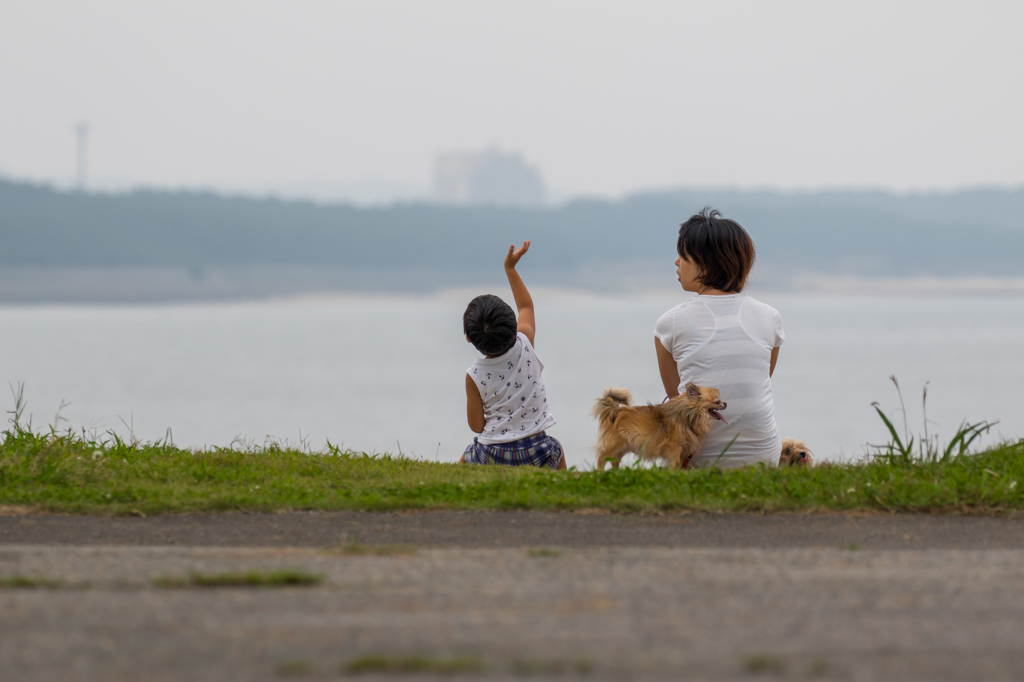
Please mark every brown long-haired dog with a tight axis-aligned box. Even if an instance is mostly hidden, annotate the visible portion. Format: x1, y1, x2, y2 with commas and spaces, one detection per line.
779, 438, 814, 466
592, 382, 727, 470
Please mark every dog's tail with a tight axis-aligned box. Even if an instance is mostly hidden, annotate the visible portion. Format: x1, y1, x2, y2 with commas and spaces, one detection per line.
592, 388, 632, 427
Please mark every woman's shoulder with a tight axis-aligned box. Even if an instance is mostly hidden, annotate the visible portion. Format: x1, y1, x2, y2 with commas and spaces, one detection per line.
656, 299, 689, 330
656, 297, 716, 341
740, 294, 781, 318
659, 296, 707, 318
737, 294, 785, 345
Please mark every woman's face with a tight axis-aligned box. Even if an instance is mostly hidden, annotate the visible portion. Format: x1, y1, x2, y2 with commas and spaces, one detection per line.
675, 253, 703, 292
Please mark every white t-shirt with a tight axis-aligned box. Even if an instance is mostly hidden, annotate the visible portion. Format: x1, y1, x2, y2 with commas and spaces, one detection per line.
468, 332, 557, 444
655, 293, 785, 468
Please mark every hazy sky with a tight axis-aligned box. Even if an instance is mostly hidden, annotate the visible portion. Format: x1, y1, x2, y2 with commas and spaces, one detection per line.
2, 1, 1022, 198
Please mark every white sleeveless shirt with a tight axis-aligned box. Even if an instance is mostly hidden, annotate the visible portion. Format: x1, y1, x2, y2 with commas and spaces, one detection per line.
468, 332, 557, 444
655, 294, 785, 468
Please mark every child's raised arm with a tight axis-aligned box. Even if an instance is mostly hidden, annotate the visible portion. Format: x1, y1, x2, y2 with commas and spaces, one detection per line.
504, 241, 535, 347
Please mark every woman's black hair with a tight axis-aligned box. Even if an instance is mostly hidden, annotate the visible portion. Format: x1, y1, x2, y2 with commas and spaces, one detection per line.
463, 294, 518, 356
677, 207, 755, 293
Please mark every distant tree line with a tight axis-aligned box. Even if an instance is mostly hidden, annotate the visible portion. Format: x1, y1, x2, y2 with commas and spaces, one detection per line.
2, 179, 1022, 285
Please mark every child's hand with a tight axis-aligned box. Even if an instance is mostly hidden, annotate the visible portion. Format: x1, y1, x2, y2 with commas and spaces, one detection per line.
504, 241, 531, 270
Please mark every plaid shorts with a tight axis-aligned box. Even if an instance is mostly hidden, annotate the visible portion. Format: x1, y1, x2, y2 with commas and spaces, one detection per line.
463, 431, 564, 469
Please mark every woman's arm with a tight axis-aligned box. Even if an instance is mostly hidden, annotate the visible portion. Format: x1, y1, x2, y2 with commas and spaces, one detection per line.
770, 346, 780, 377
465, 374, 485, 433
655, 337, 680, 398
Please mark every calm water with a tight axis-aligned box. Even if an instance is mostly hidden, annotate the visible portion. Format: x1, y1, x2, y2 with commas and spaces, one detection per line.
1, 293, 1022, 467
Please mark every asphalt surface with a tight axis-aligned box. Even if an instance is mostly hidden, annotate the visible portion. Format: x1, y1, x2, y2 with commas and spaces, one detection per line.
3, 510, 1024, 681
2, 509, 1024, 550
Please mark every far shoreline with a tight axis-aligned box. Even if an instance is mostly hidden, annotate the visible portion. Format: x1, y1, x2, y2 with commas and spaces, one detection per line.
2, 269, 1024, 308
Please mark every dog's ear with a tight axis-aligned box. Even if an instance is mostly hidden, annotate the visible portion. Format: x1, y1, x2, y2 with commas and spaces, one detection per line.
685, 382, 701, 399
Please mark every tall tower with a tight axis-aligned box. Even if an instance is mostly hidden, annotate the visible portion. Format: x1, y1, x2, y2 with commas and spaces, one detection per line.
75, 121, 89, 190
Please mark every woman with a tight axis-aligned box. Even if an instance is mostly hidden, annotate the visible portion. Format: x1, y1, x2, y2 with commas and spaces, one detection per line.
654, 208, 785, 468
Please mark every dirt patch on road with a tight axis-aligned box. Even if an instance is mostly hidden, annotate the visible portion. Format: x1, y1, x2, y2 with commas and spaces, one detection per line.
0, 506, 37, 516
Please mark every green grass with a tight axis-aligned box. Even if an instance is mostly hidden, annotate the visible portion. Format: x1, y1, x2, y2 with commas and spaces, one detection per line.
154, 569, 323, 588
743, 652, 786, 674
0, 575, 63, 589
343, 655, 485, 675
525, 548, 562, 558
328, 541, 417, 556
1, 423, 1023, 515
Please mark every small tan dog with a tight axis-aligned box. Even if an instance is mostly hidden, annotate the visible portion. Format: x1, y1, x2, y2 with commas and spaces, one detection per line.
592, 382, 727, 470
779, 438, 814, 466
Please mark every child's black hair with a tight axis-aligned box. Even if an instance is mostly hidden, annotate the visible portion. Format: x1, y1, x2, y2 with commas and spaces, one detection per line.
677, 207, 755, 293
463, 294, 518, 356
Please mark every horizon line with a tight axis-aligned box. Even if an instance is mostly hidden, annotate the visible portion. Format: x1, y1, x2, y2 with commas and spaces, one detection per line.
3, 173, 1024, 209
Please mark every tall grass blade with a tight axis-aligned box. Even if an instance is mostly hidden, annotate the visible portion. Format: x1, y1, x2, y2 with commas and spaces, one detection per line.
874, 379, 995, 465
872, 402, 912, 459
711, 434, 741, 468
889, 375, 910, 444
6, 382, 28, 434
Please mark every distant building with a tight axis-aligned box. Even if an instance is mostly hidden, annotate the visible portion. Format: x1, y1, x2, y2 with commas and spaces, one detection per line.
433, 150, 546, 206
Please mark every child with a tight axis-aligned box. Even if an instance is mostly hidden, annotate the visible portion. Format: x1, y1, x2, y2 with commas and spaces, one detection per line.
654, 208, 785, 468
460, 241, 566, 470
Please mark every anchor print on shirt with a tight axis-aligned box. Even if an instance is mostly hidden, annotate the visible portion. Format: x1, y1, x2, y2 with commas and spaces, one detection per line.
507, 361, 514, 370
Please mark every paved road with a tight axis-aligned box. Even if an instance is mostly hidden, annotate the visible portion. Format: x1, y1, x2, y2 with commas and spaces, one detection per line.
3, 511, 1024, 681
3, 509, 1024, 550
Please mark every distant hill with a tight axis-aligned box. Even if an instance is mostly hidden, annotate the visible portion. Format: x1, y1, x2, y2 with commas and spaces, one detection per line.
1, 179, 1022, 300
